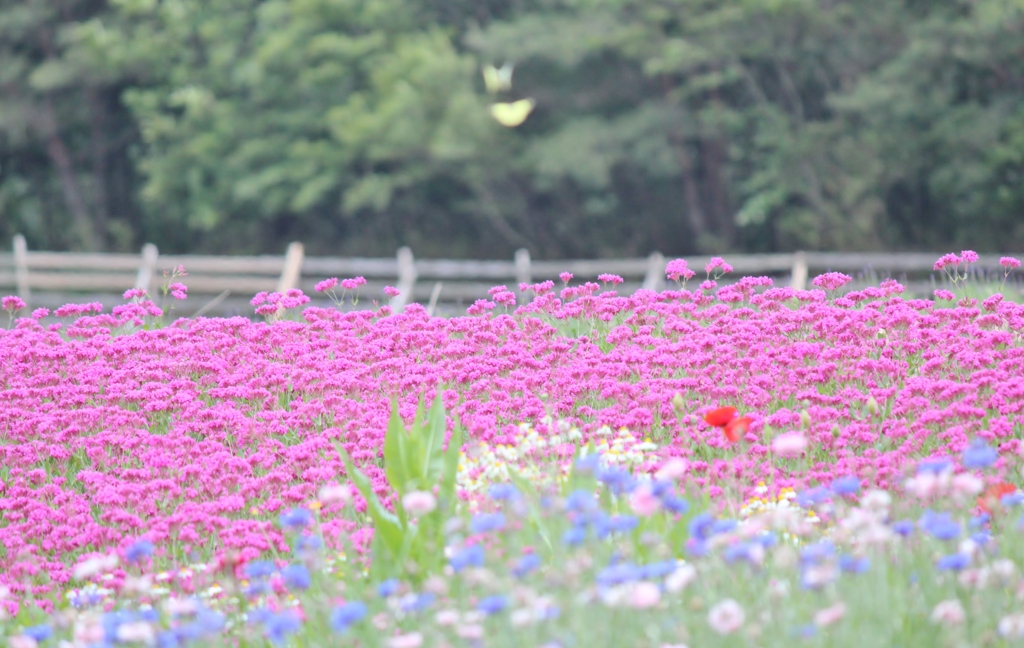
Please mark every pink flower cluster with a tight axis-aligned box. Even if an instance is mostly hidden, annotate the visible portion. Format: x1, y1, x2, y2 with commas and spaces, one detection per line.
251, 289, 311, 315
811, 272, 853, 291
1, 258, 1024, 606
665, 259, 695, 282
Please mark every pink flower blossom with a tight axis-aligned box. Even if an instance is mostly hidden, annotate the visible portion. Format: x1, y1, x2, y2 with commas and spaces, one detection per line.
597, 274, 624, 285
629, 581, 661, 608
934, 289, 955, 301
814, 602, 846, 627
930, 600, 965, 626
959, 250, 979, 263
340, 277, 367, 290
708, 599, 744, 635
934, 253, 960, 270
665, 259, 695, 282
629, 483, 660, 516
384, 286, 401, 298
169, 283, 188, 300
771, 432, 807, 457
122, 288, 147, 300
1000, 256, 1021, 269
559, 272, 573, 284
315, 278, 339, 293
811, 272, 852, 291
401, 491, 437, 516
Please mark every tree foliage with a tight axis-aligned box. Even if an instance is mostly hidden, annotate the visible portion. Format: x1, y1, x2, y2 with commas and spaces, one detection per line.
1, 0, 1023, 256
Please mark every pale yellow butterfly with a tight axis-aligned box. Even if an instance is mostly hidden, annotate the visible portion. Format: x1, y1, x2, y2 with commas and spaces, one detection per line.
490, 98, 535, 128
482, 63, 514, 93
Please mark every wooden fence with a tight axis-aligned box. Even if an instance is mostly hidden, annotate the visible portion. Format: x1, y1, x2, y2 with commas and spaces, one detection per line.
0, 234, 1015, 317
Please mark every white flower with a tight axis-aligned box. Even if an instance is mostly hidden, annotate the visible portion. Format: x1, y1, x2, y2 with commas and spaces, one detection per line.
708, 599, 745, 635
116, 621, 155, 644
664, 564, 697, 593
318, 484, 352, 504
999, 613, 1024, 638
386, 632, 424, 648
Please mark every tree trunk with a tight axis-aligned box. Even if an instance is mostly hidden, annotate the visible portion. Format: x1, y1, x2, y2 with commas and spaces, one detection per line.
87, 88, 109, 250
37, 97, 98, 251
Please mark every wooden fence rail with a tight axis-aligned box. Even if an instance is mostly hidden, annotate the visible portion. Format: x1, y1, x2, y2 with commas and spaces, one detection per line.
0, 234, 1017, 317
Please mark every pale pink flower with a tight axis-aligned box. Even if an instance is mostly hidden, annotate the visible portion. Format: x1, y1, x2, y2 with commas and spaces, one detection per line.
386, 632, 424, 648
814, 602, 846, 627
7, 636, 36, 648
435, 609, 459, 626
655, 458, 689, 481
629, 581, 661, 608
951, 473, 983, 500
812, 272, 852, 291
401, 491, 437, 516
559, 272, 573, 284
664, 564, 696, 593
930, 600, 965, 626
771, 432, 807, 457
384, 286, 401, 298
708, 599, 744, 635
318, 484, 352, 505
629, 483, 660, 517
117, 621, 155, 643
456, 625, 484, 640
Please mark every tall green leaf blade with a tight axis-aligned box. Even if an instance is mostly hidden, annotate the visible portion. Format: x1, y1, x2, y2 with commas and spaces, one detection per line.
383, 399, 411, 496
438, 419, 463, 508
334, 441, 405, 559
422, 391, 447, 481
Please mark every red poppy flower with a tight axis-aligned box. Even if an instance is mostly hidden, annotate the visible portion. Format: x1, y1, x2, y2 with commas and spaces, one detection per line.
978, 482, 1016, 514
704, 406, 738, 427
723, 416, 751, 443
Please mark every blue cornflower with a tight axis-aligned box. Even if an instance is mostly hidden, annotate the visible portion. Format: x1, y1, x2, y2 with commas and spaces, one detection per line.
157, 630, 180, 648
140, 607, 160, 622
450, 544, 486, 572
639, 561, 677, 579
830, 475, 861, 495
245, 560, 277, 579
330, 602, 368, 633
920, 511, 960, 541
970, 513, 991, 529
477, 595, 508, 615
936, 553, 970, 571
265, 611, 302, 645
688, 512, 716, 540
295, 535, 323, 552
962, 439, 997, 469
799, 541, 835, 565
488, 483, 520, 501
686, 538, 709, 558
400, 592, 436, 613
23, 625, 52, 642
377, 579, 400, 597
838, 554, 870, 574
126, 539, 154, 564
281, 563, 311, 590
512, 553, 543, 579
661, 495, 690, 514
565, 490, 597, 513
1003, 492, 1024, 507
796, 486, 831, 508
245, 581, 271, 598
892, 520, 915, 537
279, 507, 313, 530
596, 563, 641, 586
607, 514, 639, 533
917, 458, 952, 475
563, 526, 587, 547
575, 455, 601, 472
755, 531, 778, 548
723, 542, 757, 565
470, 513, 506, 534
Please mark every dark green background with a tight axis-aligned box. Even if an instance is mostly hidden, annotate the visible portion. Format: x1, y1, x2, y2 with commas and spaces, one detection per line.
2, 0, 1022, 258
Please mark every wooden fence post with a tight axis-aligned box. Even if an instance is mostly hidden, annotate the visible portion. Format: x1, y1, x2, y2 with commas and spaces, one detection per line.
514, 248, 531, 303
426, 282, 443, 317
790, 251, 808, 290
393, 246, 417, 312
642, 251, 665, 291
277, 242, 305, 293
136, 243, 159, 293
13, 234, 30, 306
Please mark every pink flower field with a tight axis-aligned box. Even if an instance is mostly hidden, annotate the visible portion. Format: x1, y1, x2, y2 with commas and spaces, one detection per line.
1, 253, 1023, 643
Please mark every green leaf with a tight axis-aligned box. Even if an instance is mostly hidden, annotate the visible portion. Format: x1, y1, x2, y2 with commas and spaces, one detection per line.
334, 441, 405, 559
421, 391, 447, 481
438, 418, 463, 508
383, 399, 411, 495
